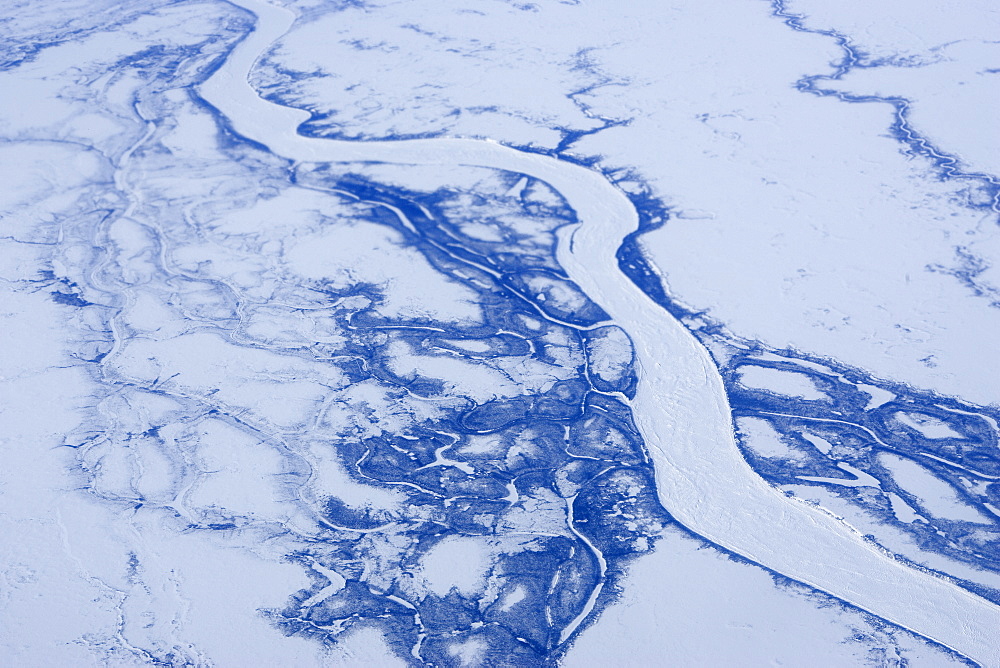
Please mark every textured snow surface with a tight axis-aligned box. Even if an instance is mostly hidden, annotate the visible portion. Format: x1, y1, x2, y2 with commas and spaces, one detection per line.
1, 0, 998, 665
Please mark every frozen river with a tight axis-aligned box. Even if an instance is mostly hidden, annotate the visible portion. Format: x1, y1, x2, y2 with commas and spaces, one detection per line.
202, 0, 1000, 663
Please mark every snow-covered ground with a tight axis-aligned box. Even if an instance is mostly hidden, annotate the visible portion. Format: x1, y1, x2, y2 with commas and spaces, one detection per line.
1, 0, 998, 665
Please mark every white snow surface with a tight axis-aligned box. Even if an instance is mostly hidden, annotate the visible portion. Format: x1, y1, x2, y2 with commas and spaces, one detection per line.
2, 0, 997, 665
736, 364, 828, 401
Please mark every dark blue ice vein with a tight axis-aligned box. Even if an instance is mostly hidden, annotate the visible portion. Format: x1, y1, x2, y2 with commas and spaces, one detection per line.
296, 180, 613, 333
767, 0, 1000, 214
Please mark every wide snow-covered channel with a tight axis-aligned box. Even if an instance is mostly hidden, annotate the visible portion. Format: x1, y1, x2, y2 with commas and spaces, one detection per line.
202, 1, 1000, 663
